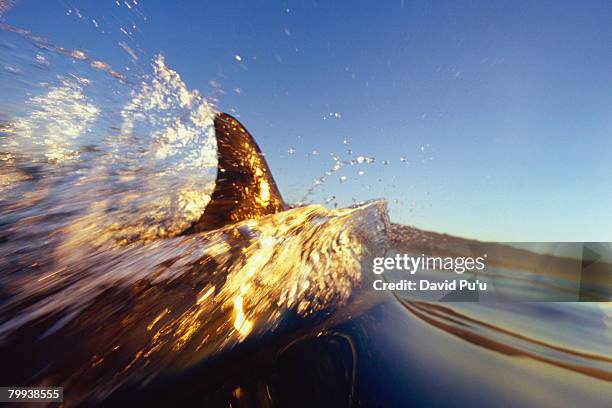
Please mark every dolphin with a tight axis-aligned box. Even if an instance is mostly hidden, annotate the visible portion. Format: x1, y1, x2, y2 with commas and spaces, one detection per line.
186, 112, 287, 233
0, 111, 388, 406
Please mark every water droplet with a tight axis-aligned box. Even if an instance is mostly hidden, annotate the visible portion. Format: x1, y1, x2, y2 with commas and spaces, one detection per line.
287, 147, 296, 155
358, 170, 365, 176
400, 156, 407, 162
234, 55, 242, 62
339, 176, 347, 183
356, 156, 365, 164
4, 65, 20, 74
311, 149, 319, 155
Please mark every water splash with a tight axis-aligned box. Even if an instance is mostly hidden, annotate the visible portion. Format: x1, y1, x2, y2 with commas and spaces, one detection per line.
0, 23, 391, 400
7, 77, 100, 163
1, 47, 217, 252
0, 201, 389, 404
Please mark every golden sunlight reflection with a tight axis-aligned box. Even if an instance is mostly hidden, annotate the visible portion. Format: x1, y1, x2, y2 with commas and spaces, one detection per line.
0, 188, 388, 404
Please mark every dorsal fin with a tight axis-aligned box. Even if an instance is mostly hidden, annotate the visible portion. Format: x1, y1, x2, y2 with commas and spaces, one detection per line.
185, 112, 287, 233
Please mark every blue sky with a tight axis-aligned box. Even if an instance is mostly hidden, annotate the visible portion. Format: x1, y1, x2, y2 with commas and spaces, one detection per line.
3, 0, 612, 241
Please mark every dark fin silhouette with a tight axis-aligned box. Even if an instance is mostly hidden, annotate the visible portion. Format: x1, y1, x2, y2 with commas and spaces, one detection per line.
185, 112, 287, 233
